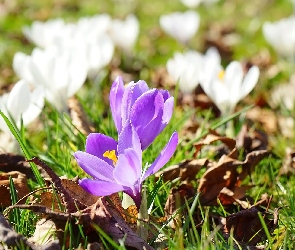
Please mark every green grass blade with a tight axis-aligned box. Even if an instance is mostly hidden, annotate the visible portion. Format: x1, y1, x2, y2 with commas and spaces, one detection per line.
0, 111, 44, 186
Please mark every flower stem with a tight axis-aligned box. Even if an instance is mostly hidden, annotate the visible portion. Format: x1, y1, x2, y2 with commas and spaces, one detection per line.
137, 186, 148, 240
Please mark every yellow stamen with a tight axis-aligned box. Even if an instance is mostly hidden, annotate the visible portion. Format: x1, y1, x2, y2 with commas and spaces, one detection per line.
103, 150, 118, 165
218, 70, 225, 81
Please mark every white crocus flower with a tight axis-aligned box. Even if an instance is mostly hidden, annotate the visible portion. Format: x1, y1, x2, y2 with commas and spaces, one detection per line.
167, 47, 221, 94
0, 80, 44, 153
199, 61, 260, 115
13, 46, 87, 113
76, 14, 112, 40
109, 14, 139, 51
160, 11, 200, 44
262, 16, 295, 58
54, 31, 114, 79
22, 18, 68, 48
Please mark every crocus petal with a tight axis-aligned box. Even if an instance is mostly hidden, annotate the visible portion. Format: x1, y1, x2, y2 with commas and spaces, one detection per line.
224, 61, 244, 106
130, 90, 164, 150
161, 96, 174, 128
110, 76, 124, 133
142, 131, 178, 181
85, 133, 117, 166
121, 80, 149, 127
74, 151, 115, 181
13, 53, 34, 84
239, 66, 260, 101
114, 148, 142, 187
79, 178, 124, 196
117, 123, 141, 157
22, 85, 44, 126
7, 80, 31, 121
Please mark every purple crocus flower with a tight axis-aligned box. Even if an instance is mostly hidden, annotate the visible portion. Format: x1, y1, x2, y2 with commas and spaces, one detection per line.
110, 76, 174, 150
74, 123, 178, 208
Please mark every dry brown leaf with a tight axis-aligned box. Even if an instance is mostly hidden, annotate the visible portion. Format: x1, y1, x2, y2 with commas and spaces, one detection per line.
198, 150, 268, 206
236, 125, 268, 155
223, 207, 278, 246
218, 187, 252, 209
198, 155, 238, 206
164, 184, 195, 228
38, 192, 64, 212
0, 171, 30, 207
68, 97, 94, 136
237, 150, 269, 181
0, 153, 48, 180
194, 132, 236, 156
155, 158, 208, 182
61, 178, 99, 207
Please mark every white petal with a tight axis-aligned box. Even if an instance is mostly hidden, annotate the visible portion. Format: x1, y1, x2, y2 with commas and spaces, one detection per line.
223, 61, 244, 106
22, 86, 44, 126
7, 80, 30, 121
239, 66, 260, 101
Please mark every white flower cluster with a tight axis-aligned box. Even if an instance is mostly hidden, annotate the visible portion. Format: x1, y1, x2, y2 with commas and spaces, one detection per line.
0, 14, 139, 152
167, 48, 260, 115
12, 14, 139, 113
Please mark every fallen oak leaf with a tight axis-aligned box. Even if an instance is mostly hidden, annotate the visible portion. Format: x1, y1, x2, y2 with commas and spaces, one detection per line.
236, 125, 268, 155
68, 96, 94, 136
198, 150, 268, 206
155, 158, 208, 182
0, 153, 48, 180
0, 171, 30, 207
164, 184, 195, 229
198, 155, 238, 206
194, 133, 236, 157
218, 186, 252, 209
223, 206, 278, 246
60, 178, 99, 207
237, 150, 269, 181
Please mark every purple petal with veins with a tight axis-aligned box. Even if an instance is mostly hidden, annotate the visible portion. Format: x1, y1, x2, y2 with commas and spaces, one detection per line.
74, 151, 115, 181
110, 76, 124, 133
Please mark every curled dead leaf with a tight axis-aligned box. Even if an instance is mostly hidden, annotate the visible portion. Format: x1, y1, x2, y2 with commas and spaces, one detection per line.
68, 96, 94, 136
164, 184, 195, 228
0, 171, 30, 207
198, 150, 268, 206
155, 158, 208, 182
223, 206, 278, 246
194, 132, 236, 157
236, 125, 268, 155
